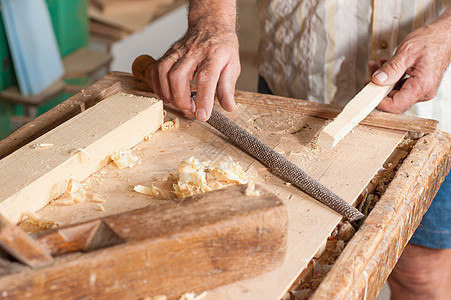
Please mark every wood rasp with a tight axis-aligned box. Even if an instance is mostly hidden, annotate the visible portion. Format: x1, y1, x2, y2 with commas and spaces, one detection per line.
132, 55, 365, 222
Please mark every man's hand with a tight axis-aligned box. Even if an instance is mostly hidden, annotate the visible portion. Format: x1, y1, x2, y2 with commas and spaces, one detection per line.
370, 8, 451, 114
151, 0, 240, 121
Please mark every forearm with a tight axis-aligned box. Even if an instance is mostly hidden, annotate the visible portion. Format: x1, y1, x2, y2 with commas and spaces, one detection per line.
188, 0, 237, 32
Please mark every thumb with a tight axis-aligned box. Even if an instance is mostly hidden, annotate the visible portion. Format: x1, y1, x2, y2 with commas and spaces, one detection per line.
372, 54, 408, 86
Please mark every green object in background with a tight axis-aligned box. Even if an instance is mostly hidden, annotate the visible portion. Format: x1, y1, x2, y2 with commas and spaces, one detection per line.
46, 0, 89, 57
0, 7, 16, 92
0, 101, 11, 139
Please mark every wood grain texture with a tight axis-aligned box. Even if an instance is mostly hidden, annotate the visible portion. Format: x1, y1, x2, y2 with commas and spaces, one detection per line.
317, 82, 394, 149
0, 214, 53, 268
0, 72, 444, 299
0, 185, 288, 300
312, 131, 451, 299
0, 93, 163, 223
12, 74, 404, 299
234, 90, 439, 134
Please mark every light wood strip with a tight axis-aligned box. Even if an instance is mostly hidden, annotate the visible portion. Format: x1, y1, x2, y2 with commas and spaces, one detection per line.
0, 93, 163, 223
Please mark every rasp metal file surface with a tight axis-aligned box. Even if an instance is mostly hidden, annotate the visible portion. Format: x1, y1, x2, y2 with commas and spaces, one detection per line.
207, 109, 365, 222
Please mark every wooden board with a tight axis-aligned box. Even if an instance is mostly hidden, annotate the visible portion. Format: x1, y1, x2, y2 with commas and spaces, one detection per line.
14, 74, 403, 298
0, 72, 448, 299
0, 185, 288, 299
63, 48, 112, 78
88, 0, 185, 33
0, 93, 163, 224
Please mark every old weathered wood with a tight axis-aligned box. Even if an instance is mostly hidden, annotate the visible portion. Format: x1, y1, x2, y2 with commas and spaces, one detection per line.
317, 82, 395, 149
0, 185, 287, 300
0, 72, 437, 160
0, 214, 53, 268
313, 131, 451, 299
0, 93, 163, 223
0, 72, 446, 299
234, 90, 439, 134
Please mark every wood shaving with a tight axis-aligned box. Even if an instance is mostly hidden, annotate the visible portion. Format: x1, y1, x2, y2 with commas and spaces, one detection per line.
244, 181, 262, 197
133, 184, 168, 199
178, 292, 207, 300
52, 199, 76, 206
161, 118, 179, 132
90, 193, 105, 203
70, 148, 91, 164
31, 143, 54, 149
173, 156, 249, 198
65, 179, 86, 203
111, 149, 140, 169
24, 212, 61, 229
95, 204, 105, 212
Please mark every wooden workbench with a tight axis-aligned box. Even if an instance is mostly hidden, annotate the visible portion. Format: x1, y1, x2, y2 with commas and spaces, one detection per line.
0, 72, 449, 299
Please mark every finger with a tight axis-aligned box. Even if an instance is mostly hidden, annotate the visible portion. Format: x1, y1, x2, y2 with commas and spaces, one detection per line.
372, 53, 410, 86
379, 58, 388, 66
217, 60, 240, 112
376, 77, 422, 113
150, 65, 167, 103
195, 58, 224, 121
376, 95, 410, 114
168, 56, 198, 115
368, 61, 380, 75
157, 54, 180, 104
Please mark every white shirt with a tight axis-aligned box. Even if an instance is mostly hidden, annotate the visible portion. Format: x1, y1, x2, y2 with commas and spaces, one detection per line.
257, 0, 451, 132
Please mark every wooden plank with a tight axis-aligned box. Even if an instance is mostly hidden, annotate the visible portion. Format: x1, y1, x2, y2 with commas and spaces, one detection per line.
234, 90, 439, 134
63, 48, 112, 77
0, 74, 127, 160
0, 80, 65, 106
0, 72, 447, 298
0, 214, 53, 268
18, 96, 406, 299
317, 82, 395, 149
0, 185, 287, 300
0, 93, 163, 224
88, 0, 174, 32
313, 131, 451, 299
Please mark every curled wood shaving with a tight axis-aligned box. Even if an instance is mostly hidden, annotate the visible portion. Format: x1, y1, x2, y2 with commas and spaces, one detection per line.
173, 156, 249, 198
24, 212, 61, 229
70, 148, 91, 164
111, 149, 140, 169
161, 118, 180, 132
178, 292, 207, 300
133, 184, 168, 199
65, 179, 86, 203
244, 181, 262, 197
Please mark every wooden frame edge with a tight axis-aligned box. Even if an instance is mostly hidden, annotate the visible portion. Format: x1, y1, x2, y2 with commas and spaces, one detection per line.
312, 131, 451, 299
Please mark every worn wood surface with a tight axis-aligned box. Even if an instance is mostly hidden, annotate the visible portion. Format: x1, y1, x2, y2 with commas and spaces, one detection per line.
0, 72, 446, 299
313, 131, 451, 299
0, 185, 287, 299
0, 93, 163, 223
0, 214, 53, 268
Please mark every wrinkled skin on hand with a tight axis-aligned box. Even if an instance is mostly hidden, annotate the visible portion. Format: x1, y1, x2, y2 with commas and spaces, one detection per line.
370, 8, 451, 114
151, 22, 240, 122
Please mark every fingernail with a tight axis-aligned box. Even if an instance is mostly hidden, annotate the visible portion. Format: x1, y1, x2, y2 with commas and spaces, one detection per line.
182, 109, 193, 117
374, 71, 388, 83
197, 108, 207, 121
